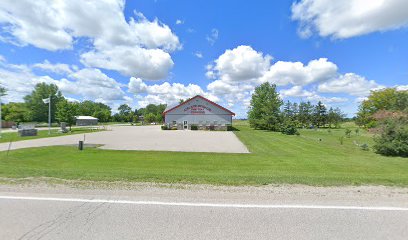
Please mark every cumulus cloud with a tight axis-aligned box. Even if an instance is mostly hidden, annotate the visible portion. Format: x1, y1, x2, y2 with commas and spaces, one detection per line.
0, 0, 181, 80
60, 68, 125, 101
32, 60, 73, 75
261, 58, 338, 86
207, 45, 271, 82
80, 46, 174, 80
0, 59, 127, 104
176, 19, 184, 25
205, 45, 348, 109
317, 73, 383, 96
280, 85, 348, 103
128, 77, 217, 107
292, 0, 408, 39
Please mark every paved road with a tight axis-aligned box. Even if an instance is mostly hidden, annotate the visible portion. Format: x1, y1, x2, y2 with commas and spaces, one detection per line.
1, 186, 407, 240
0, 125, 249, 153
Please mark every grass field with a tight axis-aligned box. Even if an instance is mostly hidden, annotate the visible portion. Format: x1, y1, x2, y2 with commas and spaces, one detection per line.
0, 127, 104, 144
0, 121, 407, 186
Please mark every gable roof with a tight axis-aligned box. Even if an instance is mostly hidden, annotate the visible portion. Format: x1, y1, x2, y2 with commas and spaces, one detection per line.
162, 95, 235, 116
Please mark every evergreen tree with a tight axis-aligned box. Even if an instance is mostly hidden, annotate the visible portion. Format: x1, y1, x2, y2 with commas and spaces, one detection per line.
313, 101, 327, 128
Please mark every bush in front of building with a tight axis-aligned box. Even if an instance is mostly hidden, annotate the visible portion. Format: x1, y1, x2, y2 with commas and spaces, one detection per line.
161, 125, 168, 130
191, 125, 198, 130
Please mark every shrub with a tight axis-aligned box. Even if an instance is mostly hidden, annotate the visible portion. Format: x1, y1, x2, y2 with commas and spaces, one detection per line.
345, 128, 352, 138
360, 143, 369, 151
373, 117, 408, 157
227, 125, 233, 131
161, 125, 168, 130
281, 121, 299, 135
171, 127, 178, 130
191, 125, 198, 130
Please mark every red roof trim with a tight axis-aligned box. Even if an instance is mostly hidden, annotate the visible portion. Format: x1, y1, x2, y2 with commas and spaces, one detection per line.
162, 95, 235, 116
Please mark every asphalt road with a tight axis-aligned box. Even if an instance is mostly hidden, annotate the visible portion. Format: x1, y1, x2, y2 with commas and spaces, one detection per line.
1, 187, 408, 240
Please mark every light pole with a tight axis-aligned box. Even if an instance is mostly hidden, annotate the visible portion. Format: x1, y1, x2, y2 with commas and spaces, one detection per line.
43, 95, 52, 135
0, 87, 5, 139
0, 93, 2, 139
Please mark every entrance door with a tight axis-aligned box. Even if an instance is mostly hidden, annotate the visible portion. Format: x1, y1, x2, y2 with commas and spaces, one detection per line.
183, 120, 188, 129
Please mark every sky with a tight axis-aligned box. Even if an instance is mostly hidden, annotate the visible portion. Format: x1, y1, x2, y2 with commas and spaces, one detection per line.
0, 0, 407, 117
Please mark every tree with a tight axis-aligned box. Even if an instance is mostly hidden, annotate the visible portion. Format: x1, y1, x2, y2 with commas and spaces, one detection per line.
248, 82, 283, 131
0, 85, 6, 97
144, 112, 156, 123
297, 101, 314, 128
93, 109, 111, 122
23, 83, 63, 122
313, 101, 327, 128
327, 107, 345, 128
373, 115, 408, 157
356, 88, 408, 127
3, 102, 29, 124
283, 101, 293, 119
56, 99, 78, 130
77, 100, 112, 120
117, 104, 133, 122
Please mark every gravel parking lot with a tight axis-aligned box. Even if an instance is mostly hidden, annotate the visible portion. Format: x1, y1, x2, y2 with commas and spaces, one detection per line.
0, 126, 249, 153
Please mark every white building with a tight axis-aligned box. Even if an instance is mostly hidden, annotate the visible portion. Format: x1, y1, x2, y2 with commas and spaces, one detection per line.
163, 95, 235, 130
75, 116, 98, 126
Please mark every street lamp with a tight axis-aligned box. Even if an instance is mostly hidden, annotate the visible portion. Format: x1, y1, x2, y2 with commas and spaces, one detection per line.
0, 87, 5, 139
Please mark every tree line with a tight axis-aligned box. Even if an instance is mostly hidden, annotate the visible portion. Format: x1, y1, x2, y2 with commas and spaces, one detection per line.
0, 83, 167, 129
248, 82, 345, 135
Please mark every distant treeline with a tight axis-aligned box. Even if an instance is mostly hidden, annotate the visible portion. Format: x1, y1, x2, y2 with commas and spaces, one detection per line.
0, 83, 167, 126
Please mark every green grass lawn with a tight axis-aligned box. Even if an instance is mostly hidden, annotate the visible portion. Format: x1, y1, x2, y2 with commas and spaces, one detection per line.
0, 127, 104, 144
0, 121, 407, 186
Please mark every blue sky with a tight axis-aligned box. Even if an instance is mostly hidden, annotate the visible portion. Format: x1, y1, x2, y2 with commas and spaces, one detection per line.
0, 0, 407, 117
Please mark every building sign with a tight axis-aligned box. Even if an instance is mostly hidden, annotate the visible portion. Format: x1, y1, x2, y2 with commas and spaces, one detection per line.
183, 104, 212, 114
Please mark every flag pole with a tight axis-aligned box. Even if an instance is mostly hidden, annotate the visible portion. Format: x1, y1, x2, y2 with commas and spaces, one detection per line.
48, 94, 51, 135
0, 94, 2, 139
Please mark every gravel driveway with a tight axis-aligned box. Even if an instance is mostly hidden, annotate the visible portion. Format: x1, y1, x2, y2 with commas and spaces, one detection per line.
0, 126, 249, 153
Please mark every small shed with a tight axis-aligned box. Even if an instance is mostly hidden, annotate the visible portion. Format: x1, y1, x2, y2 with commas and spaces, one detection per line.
75, 116, 98, 126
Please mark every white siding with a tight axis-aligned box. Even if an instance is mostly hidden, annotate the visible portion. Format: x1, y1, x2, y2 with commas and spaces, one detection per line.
164, 97, 233, 125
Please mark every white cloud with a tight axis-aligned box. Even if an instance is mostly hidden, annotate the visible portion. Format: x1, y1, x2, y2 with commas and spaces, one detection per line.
0, 62, 59, 102
207, 45, 271, 82
261, 58, 338, 86
175, 19, 184, 25
32, 60, 73, 75
280, 85, 348, 103
0, 0, 181, 80
317, 73, 383, 96
206, 28, 219, 45
60, 68, 125, 101
194, 51, 203, 58
80, 46, 174, 80
396, 85, 408, 91
292, 0, 408, 39
128, 77, 213, 107
0, 58, 127, 105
